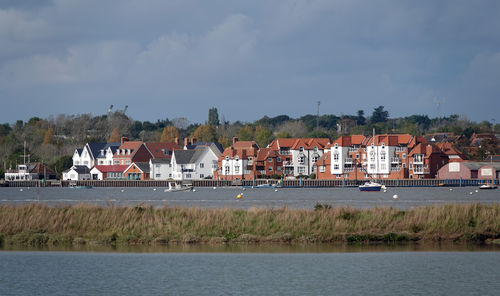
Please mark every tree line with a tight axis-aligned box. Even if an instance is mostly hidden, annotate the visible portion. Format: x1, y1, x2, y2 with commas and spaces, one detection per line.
0, 106, 498, 178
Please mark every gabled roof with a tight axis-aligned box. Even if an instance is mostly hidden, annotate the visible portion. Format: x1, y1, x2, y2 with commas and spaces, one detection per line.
255, 148, 280, 161
75, 149, 83, 156
186, 142, 224, 153
125, 162, 150, 173
65, 165, 90, 174
314, 153, 330, 166
268, 138, 330, 150
460, 162, 500, 171
145, 142, 181, 159
173, 150, 196, 164
96, 143, 120, 158
86, 143, 107, 159
221, 141, 259, 160
409, 143, 444, 157
92, 165, 129, 173
114, 141, 145, 159
365, 134, 415, 146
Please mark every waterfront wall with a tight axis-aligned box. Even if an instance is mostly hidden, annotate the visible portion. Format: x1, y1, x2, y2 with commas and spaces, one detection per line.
3, 178, 498, 188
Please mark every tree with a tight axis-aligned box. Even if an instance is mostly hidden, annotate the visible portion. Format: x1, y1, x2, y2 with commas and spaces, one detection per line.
218, 136, 231, 149
208, 107, 220, 126
356, 110, 366, 125
255, 126, 274, 148
192, 125, 216, 142
160, 126, 179, 143
371, 106, 389, 124
108, 128, 121, 142
276, 132, 292, 138
42, 128, 55, 145
237, 125, 254, 141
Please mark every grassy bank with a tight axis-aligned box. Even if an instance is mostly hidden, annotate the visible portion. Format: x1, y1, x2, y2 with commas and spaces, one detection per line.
0, 203, 499, 247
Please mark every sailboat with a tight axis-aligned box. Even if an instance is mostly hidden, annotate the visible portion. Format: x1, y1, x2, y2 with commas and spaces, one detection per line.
165, 182, 193, 192
359, 129, 384, 192
479, 155, 497, 189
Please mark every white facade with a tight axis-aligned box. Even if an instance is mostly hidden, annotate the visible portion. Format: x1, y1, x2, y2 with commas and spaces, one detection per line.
366, 143, 395, 176
96, 147, 116, 165
150, 159, 173, 180
221, 156, 248, 178
288, 146, 325, 176
172, 147, 220, 180
79, 147, 94, 168
330, 144, 348, 175
72, 149, 82, 166
89, 167, 103, 180
5, 164, 38, 181
62, 166, 91, 181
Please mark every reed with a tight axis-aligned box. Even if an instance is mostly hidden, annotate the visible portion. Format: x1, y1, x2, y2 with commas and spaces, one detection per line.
0, 203, 499, 247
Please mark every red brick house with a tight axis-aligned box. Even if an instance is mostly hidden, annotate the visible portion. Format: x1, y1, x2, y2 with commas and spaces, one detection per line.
215, 138, 259, 180
113, 137, 153, 166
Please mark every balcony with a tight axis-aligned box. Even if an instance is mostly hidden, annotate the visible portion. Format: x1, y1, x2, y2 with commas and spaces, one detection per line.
344, 167, 354, 172
391, 166, 401, 172
413, 165, 429, 174
391, 157, 401, 163
348, 147, 357, 153
345, 157, 353, 163
413, 156, 424, 164
283, 161, 293, 166
395, 147, 406, 152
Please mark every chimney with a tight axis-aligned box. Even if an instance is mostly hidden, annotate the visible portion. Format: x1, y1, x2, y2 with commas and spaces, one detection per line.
184, 137, 189, 147
121, 136, 129, 145
191, 137, 197, 145
175, 137, 179, 145
233, 137, 238, 145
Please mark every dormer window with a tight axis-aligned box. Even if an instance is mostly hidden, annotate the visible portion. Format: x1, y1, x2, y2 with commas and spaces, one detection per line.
334, 143, 338, 148
299, 146, 304, 152
225, 156, 229, 161
235, 156, 239, 161
313, 146, 318, 152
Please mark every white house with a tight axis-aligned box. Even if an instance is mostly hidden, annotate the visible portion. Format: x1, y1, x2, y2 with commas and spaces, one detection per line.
267, 138, 330, 177
171, 146, 220, 180
95, 143, 121, 166
62, 165, 91, 181
73, 143, 109, 168
150, 159, 173, 180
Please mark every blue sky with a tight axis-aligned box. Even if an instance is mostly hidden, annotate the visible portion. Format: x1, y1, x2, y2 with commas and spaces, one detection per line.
1, 0, 499, 124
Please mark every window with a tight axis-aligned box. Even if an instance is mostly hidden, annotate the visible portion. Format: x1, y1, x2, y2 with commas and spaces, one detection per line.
364, 174, 369, 178
312, 155, 319, 163
298, 167, 305, 173
370, 164, 375, 170
402, 163, 406, 168
268, 157, 273, 163
114, 160, 119, 165
155, 164, 161, 169
299, 146, 304, 152
402, 153, 406, 159
225, 166, 230, 174
356, 154, 359, 159
381, 164, 386, 170
185, 174, 192, 179
268, 167, 273, 172
336, 174, 342, 178
126, 160, 131, 164
84, 161, 89, 165
410, 163, 413, 169
277, 157, 281, 162
75, 161, 79, 165
333, 153, 339, 161
199, 163, 204, 168
277, 166, 282, 171
235, 166, 240, 174
155, 174, 161, 178
298, 155, 305, 164
169, 173, 172, 178
225, 156, 229, 160
320, 166, 325, 173
381, 151, 386, 161
313, 146, 318, 152
200, 174, 204, 178
334, 164, 339, 170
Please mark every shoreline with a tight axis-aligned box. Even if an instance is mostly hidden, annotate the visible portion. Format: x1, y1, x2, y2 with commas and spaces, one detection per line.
1, 203, 499, 248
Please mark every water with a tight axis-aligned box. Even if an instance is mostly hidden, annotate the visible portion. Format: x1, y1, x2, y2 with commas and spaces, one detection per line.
1, 251, 499, 295
0, 187, 498, 209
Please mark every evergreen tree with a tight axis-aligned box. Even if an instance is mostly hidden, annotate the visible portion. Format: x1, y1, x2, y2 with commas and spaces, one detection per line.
208, 107, 220, 126
42, 128, 55, 145
356, 110, 366, 125
371, 106, 389, 123
108, 128, 121, 142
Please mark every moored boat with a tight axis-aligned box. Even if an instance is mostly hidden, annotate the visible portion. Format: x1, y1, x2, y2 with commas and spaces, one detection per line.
479, 184, 497, 190
359, 181, 383, 192
165, 182, 193, 192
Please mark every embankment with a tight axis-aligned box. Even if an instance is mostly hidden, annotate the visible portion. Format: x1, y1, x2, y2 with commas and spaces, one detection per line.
0, 203, 499, 247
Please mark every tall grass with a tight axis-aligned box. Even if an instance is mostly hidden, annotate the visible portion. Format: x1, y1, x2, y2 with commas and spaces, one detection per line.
0, 203, 499, 247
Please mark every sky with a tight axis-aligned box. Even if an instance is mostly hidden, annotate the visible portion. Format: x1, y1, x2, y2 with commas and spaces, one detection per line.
1, 0, 499, 124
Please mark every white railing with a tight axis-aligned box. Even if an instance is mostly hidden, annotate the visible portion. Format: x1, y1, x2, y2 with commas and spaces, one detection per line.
413, 156, 424, 164
391, 157, 400, 163
395, 147, 406, 152
344, 167, 354, 172
348, 147, 357, 153
345, 157, 353, 163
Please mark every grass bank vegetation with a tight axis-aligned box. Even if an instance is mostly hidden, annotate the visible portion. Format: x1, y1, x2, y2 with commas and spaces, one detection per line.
1, 203, 499, 247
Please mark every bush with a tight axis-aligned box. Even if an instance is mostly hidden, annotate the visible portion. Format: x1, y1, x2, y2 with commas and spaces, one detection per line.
309, 173, 316, 179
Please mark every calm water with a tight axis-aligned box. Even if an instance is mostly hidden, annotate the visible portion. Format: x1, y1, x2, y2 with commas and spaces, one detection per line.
1, 251, 499, 295
0, 186, 498, 209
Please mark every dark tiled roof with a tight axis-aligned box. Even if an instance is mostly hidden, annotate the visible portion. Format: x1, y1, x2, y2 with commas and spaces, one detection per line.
151, 158, 171, 164
86, 143, 107, 158
67, 165, 90, 174
173, 150, 196, 164
97, 143, 120, 158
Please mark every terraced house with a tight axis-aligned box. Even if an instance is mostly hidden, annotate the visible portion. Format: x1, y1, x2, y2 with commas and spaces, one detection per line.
215, 138, 259, 180
318, 134, 448, 180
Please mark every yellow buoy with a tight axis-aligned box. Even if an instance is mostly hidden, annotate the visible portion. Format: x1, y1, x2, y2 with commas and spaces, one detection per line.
236, 193, 243, 199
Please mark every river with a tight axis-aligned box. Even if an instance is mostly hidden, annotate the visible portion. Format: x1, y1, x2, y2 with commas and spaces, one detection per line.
1, 249, 499, 295
0, 186, 498, 209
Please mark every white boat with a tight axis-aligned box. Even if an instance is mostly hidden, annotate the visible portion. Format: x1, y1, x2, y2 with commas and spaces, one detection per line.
165, 182, 193, 192
359, 181, 383, 192
479, 184, 497, 190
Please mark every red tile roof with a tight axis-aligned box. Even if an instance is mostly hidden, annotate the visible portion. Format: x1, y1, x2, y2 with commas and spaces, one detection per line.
93, 165, 129, 173
145, 142, 181, 159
